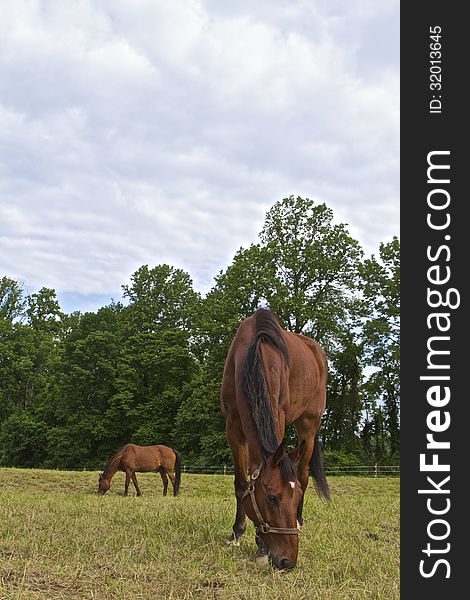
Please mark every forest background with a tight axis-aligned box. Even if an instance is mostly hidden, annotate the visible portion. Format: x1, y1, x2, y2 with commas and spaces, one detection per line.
0, 196, 399, 470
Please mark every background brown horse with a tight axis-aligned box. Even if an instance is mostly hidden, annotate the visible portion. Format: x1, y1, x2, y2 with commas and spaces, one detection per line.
221, 308, 330, 569
98, 444, 181, 496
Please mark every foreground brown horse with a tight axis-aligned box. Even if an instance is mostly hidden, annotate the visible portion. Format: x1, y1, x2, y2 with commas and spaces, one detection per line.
221, 308, 330, 570
98, 444, 181, 497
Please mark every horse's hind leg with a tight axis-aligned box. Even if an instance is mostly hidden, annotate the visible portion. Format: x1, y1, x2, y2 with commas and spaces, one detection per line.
159, 469, 169, 496
131, 473, 142, 496
167, 470, 177, 496
294, 416, 321, 526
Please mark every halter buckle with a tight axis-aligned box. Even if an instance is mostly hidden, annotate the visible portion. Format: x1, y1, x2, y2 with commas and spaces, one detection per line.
258, 523, 270, 534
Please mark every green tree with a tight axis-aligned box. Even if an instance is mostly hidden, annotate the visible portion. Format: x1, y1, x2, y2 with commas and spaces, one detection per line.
0, 276, 26, 321
0, 283, 63, 466
123, 328, 198, 445
117, 265, 200, 451
197, 196, 364, 365
26, 287, 63, 334
173, 373, 230, 465
360, 237, 400, 457
260, 196, 364, 343
0, 412, 48, 467
0, 284, 63, 421
122, 264, 200, 332
323, 333, 364, 456
51, 304, 125, 467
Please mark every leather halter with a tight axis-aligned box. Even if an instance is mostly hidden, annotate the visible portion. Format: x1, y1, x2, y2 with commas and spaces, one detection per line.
242, 464, 300, 536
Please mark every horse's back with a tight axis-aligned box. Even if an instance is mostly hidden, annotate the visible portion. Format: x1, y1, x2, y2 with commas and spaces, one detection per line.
153, 444, 177, 468
283, 331, 327, 422
120, 444, 175, 472
289, 332, 327, 387
220, 312, 327, 426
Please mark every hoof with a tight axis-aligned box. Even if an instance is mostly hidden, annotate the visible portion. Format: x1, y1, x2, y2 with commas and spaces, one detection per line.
225, 534, 240, 547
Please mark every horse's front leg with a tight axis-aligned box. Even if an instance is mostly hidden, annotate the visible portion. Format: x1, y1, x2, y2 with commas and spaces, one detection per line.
225, 429, 248, 546
124, 470, 131, 496
226, 472, 248, 546
131, 473, 142, 496
255, 533, 268, 559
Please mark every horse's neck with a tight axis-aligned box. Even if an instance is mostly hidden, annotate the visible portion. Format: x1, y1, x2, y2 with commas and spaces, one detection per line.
104, 465, 117, 481
103, 452, 122, 480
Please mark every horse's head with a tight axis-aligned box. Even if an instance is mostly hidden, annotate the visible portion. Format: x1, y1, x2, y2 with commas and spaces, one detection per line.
243, 441, 303, 570
98, 473, 110, 495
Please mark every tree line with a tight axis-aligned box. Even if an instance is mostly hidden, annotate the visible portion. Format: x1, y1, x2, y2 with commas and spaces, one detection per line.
0, 196, 399, 470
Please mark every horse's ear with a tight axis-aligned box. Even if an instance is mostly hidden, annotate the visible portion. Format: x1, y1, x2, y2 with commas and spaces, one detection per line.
288, 439, 306, 466
270, 440, 286, 467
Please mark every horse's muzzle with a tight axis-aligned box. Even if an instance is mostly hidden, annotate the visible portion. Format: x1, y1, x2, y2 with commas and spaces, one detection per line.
270, 554, 296, 570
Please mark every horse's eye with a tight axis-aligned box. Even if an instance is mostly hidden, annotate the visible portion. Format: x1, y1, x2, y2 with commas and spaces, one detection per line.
267, 495, 277, 504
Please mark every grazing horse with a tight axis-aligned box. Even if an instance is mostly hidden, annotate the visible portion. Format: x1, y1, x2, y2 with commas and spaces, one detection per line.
220, 308, 330, 569
98, 444, 181, 497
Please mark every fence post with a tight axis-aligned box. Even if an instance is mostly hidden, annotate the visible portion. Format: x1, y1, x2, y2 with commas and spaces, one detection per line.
183, 465, 186, 473
374, 464, 378, 478
224, 465, 227, 476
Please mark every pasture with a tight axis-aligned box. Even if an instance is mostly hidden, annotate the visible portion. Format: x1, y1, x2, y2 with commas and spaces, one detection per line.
0, 468, 399, 599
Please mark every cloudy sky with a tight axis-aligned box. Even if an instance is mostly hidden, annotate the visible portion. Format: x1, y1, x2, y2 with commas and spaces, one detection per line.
0, 0, 399, 314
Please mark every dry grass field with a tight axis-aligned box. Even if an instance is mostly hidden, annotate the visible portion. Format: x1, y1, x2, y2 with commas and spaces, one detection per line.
0, 468, 399, 599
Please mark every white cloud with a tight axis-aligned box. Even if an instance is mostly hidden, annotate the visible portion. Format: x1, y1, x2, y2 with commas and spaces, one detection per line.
0, 0, 399, 309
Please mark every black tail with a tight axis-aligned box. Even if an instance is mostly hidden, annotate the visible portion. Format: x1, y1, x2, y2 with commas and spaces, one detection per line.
309, 432, 331, 501
173, 450, 181, 496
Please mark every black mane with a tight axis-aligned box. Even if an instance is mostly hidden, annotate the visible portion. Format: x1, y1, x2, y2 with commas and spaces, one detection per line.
243, 308, 296, 483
